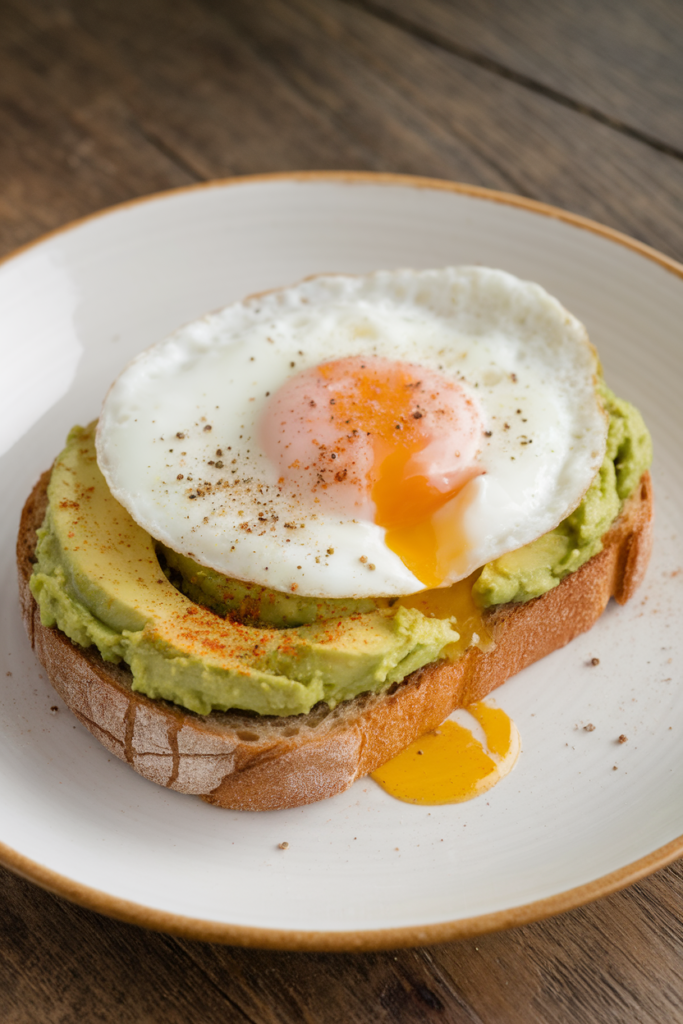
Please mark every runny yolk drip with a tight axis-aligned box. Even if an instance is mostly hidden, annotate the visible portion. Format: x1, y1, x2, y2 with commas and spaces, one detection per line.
371, 448, 480, 589
396, 570, 492, 656
370, 702, 520, 805
315, 357, 484, 586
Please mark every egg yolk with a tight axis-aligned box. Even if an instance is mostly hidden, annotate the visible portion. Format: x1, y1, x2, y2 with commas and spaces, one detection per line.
370, 702, 520, 805
261, 356, 484, 586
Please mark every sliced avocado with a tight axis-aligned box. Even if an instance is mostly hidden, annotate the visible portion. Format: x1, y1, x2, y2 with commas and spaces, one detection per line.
29, 424, 459, 716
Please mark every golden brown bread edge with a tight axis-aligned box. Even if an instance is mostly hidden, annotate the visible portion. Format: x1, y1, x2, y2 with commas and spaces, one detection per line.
17, 470, 653, 811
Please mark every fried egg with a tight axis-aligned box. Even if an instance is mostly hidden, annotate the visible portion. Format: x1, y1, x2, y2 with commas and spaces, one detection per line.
96, 267, 607, 598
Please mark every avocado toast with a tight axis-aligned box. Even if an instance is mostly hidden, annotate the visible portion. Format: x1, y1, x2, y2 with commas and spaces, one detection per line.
18, 391, 652, 810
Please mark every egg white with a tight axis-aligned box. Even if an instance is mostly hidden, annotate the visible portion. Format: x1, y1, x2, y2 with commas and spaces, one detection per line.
96, 267, 607, 598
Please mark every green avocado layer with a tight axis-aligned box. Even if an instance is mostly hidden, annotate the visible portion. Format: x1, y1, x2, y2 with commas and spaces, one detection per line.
29, 383, 651, 717
158, 544, 381, 628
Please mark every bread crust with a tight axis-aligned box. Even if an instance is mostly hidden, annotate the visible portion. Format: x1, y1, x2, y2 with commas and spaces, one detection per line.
17, 471, 653, 811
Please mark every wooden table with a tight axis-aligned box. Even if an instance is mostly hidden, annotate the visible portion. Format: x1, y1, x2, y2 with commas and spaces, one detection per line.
2, 1, 682, 1020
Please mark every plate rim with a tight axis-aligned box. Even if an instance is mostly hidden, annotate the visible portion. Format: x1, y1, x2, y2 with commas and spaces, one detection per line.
3, 169, 682, 950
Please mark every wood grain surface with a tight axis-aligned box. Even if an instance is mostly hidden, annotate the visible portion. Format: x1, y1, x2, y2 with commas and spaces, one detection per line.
1, 0, 682, 1021
357, 0, 683, 154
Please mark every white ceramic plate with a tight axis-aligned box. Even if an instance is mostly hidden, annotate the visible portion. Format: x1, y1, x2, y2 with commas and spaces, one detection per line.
1, 173, 681, 950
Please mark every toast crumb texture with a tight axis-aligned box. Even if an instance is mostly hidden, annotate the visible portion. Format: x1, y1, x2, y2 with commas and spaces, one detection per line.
17, 470, 653, 811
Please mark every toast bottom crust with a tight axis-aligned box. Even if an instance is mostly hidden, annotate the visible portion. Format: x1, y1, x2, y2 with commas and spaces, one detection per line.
17, 471, 653, 811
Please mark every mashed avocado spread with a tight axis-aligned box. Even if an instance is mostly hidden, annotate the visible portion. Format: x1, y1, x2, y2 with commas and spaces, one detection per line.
30, 384, 650, 717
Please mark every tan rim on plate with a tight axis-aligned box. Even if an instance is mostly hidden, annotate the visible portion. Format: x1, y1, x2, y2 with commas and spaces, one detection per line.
3, 171, 683, 951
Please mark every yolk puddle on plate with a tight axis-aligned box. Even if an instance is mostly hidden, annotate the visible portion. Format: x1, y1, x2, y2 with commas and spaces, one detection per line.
370, 702, 520, 805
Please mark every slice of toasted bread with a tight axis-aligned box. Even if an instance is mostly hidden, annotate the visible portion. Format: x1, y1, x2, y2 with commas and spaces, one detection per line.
16, 470, 653, 811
